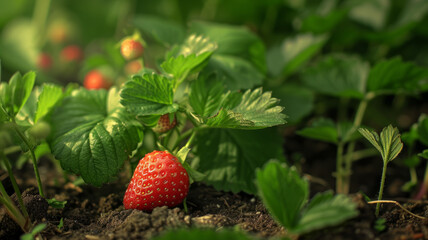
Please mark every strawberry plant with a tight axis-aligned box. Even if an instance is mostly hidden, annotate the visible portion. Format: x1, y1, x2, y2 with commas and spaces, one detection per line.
359, 125, 403, 216
1, 0, 428, 239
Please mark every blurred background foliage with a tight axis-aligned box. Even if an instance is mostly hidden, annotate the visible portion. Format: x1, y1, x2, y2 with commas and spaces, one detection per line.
1, 0, 427, 125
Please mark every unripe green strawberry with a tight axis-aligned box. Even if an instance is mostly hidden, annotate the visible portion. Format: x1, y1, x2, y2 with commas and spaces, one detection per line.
28, 121, 51, 139
153, 114, 177, 133
124, 60, 143, 75
123, 151, 190, 211
120, 38, 144, 60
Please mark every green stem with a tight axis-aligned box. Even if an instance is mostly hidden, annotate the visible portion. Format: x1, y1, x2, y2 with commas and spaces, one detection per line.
32, 0, 52, 47
184, 129, 197, 149
342, 92, 375, 194
1, 154, 30, 219
172, 128, 194, 151
336, 141, 345, 193
11, 123, 45, 198
376, 163, 388, 217
345, 148, 378, 162
0, 182, 31, 232
4, 146, 22, 155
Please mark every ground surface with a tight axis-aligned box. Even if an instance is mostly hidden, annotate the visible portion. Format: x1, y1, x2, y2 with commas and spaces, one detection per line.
1, 135, 428, 240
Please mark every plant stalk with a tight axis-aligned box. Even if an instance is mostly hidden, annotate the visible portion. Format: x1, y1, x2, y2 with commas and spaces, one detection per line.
376, 163, 388, 217
336, 141, 345, 193
32, 0, 52, 47
1, 154, 30, 220
11, 123, 45, 198
342, 92, 374, 194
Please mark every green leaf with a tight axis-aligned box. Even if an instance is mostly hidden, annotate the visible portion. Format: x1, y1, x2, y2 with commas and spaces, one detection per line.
272, 84, 314, 123
15, 86, 39, 127
162, 35, 217, 83
34, 84, 63, 123
47, 198, 67, 209
256, 161, 308, 230
301, 54, 369, 99
177, 146, 206, 184
295, 192, 358, 234
359, 125, 403, 164
189, 21, 266, 90
133, 15, 185, 47
301, 9, 348, 33
379, 125, 403, 163
193, 128, 285, 194
120, 74, 178, 116
175, 34, 218, 57
189, 75, 224, 118
367, 57, 428, 93
267, 34, 327, 77
419, 149, 428, 160
358, 128, 382, 153
8, 71, 36, 116
153, 228, 256, 240
161, 53, 212, 82
50, 88, 143, 186
206, 88, 287, 129
190, 21, 266, 72
206, 55, 264, 91
349, 0, 390, 30
297, 118, 338, 144
417, 116, 428, 146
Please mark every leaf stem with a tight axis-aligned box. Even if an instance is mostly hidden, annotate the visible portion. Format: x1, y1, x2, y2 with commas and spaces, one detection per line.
0, 182, 31, 232
184, 129, 197, 150
376, 163, 388, 217
342, 92, 375, 194
336, 141, 345, 193
32, 0, 52, 47
1, 154, 30, 220
172, 128, 194, 152
11, 122, 45, 198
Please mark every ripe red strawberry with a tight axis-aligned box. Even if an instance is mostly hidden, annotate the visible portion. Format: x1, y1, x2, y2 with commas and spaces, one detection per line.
153, 114, 177, 133
61, 45, 83, 62
83, 70, 112, 90
37, 53, 52, 70
120, 38, 144, 60
123, 151, 189, 211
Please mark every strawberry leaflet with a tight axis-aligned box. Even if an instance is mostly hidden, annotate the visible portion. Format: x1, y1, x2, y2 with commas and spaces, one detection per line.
50, 88, 143, 186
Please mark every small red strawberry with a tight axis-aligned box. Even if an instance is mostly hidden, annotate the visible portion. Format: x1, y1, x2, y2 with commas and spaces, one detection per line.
37, 53, 52, 70
123, 151, 189, 211
61, 45, 83, 62
120, 38, 144, 60
83, 70, 112, 90
153, 114, 177, 133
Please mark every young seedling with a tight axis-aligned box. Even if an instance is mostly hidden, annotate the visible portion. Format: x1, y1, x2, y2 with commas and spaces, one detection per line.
256, 160, 358, 236
358, 125, 403, 217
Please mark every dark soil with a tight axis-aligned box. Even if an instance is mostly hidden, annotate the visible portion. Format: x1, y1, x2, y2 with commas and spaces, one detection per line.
1, 134, 428, 239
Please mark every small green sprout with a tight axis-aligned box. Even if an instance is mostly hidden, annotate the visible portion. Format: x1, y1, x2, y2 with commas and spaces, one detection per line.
358, 125, 403, 217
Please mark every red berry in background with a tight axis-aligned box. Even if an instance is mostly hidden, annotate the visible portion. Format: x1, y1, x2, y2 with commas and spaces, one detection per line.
120, 39, 144, 60
123, 151, 189, 211
124, 60, 143, 75
37, 53, 52, 70
153, 114, 177, 133
83, 70, 112, 90
61, 45, 83, 62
